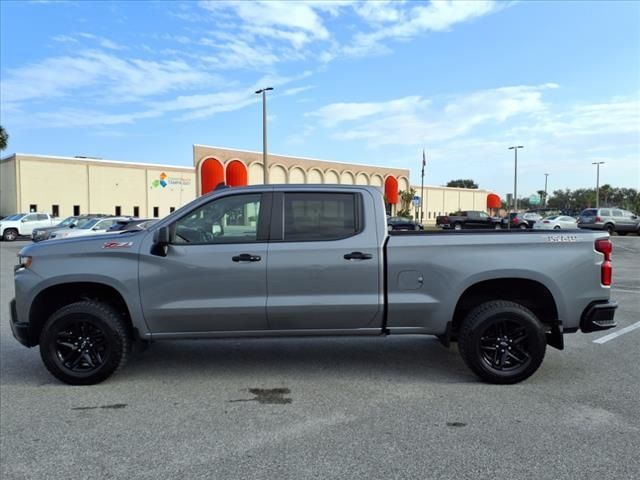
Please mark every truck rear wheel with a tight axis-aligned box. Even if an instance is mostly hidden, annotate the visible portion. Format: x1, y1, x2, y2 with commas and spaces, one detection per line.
39, 301, 131, 385
458, 300, 546, 384
3, 228, 18, 241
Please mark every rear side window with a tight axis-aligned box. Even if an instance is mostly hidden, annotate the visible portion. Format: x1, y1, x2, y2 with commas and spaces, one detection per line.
284, 192, 359, 241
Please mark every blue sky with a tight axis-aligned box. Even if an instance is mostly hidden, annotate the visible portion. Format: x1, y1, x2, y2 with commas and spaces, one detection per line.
1, 0, 638, 198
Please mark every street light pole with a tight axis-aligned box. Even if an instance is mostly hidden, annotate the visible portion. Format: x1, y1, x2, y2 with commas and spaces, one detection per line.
544, 173, 549, 207
592, 161, 605, 208
508, 146, 524, 212
255, 87, 273, 184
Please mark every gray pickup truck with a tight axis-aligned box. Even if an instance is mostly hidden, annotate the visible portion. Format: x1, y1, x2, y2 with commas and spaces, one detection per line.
10, 185, 617, 385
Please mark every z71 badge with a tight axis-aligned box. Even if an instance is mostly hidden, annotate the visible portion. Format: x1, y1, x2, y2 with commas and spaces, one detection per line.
102, 241, 133, 249
547, 235, 578, 242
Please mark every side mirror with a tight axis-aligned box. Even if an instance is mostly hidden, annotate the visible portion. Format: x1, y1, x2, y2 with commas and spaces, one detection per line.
153, 225, 170, 245
21, 219, 28, 223
212, 224, 222, 236
152, 225, 171, 257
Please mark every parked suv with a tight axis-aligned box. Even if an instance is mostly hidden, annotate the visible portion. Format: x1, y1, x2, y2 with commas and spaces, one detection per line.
578, 208, 640, 235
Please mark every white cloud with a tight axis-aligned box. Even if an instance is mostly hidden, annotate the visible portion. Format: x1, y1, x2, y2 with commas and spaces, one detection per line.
282, 85, 314, 96
346, 0, 503, 56
1, 50, 211, 105
307, 84, 555, 145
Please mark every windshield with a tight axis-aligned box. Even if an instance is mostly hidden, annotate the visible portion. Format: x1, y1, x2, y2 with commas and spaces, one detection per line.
4, 214, 27, 221
79, 219, 100, 229
58, 216, 76, 227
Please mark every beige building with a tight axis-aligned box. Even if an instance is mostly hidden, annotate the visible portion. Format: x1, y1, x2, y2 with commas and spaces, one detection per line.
1, 147, 499, 223
411, 185, 499, 224
0, 154, 195, 218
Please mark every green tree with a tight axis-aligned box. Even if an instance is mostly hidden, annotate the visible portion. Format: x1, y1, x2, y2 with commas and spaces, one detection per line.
446, 179, 478, 189
397, 188, 416, 218
0, 125, 8, 151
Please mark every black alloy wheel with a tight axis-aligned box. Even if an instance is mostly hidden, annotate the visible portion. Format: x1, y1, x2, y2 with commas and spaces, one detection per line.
478, 320, 531, 372
53, 320, 110, 373
40, 301, 131, 385
458, 300, 546, 384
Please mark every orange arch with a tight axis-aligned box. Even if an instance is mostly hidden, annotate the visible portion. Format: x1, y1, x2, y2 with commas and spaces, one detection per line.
226, 160, 248, 187
487, 193, 501, 209
385, 176, 399, 204
201, 157, 224, 195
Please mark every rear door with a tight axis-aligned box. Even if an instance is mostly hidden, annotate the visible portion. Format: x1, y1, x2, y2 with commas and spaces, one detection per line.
266, 190, 383, 330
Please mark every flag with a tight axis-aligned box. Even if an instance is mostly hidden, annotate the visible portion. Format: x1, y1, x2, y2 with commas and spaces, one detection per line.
421, 149, 426, 175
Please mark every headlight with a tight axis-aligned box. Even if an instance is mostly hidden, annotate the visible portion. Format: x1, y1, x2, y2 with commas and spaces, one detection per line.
15, 255, 32, 271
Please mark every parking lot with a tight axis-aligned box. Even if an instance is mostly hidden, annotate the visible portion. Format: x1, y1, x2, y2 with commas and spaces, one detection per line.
1, 237, 638, 479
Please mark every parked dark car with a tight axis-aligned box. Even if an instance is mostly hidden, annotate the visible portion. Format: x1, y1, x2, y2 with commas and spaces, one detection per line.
387, 216, 423, 231
577, 208, 640, 235
437, 211, 502, 230
502, 212, 542, 230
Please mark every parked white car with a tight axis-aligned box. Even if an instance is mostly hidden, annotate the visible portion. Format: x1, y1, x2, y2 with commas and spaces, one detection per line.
0, 213, 59, 241
533, 215, 578, 230
49, 217, 128, 240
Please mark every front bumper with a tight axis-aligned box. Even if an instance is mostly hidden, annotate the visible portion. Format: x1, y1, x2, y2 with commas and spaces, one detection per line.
580, 300, 618, 332
9, 299, 35, 347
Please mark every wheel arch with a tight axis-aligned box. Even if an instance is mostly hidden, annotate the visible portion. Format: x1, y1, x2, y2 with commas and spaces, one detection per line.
450, 277, 563, 349
28, 282, 137, 346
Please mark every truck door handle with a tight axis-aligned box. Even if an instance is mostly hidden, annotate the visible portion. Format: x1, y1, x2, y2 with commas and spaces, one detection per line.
232, 253, 261, 263
344, 251, 373, 260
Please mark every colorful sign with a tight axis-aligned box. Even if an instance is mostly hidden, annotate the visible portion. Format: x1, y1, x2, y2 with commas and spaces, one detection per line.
151, 172, 191, 189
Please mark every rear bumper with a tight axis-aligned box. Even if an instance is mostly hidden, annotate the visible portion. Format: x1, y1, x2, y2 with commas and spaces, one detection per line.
9, 299, 35, 347
580, 300, 618, 332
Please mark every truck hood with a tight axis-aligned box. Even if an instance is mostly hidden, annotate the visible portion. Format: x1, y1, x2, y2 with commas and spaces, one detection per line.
18, 230, 148, 258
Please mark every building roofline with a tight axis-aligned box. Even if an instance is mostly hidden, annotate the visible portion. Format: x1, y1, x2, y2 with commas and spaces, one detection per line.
4, 153, 195, 171
193, 144, 410, 174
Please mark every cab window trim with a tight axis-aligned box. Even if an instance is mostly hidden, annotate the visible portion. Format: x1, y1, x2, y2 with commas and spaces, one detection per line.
270, 191, 364, 243
168, 192, 271, 246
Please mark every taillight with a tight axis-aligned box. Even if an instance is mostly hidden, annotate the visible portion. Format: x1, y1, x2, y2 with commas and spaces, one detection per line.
543, 220, 550, 223
444, 216, 449, 223
595, 238, 612, 286
595, 216, 602, 222
513, 217, 519, 224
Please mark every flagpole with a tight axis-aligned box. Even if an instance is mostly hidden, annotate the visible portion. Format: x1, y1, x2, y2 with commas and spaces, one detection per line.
420, 149, 425, 223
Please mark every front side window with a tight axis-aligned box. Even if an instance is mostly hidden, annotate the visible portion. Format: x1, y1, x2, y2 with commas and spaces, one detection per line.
284, 192, 358, 241
612, 209, 623, 217
174, 194, 261, 244
23, 214, 38, 222
478, 212, 489, 219
600, 209, 611, 216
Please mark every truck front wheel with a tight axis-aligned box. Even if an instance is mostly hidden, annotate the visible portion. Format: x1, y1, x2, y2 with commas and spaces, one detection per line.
2, 229, 18, 241
458, 300, 546, 384
39, 301, 131, 385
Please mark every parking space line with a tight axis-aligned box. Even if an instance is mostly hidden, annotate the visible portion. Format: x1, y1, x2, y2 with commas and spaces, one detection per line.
593, 321, 640, 344
613, 288, 640, 294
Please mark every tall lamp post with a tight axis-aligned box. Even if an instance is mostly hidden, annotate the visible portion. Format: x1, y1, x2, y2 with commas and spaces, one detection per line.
508, 145, 524, 212
592, 161, 605, 208
255, 87, 274, 184
544, 173, 549, 207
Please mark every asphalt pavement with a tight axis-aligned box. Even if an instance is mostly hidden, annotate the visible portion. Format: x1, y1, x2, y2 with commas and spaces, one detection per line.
1, 237, 638, 479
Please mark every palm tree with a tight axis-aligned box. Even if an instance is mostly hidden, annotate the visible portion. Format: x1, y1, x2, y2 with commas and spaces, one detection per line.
0, 126, 8, 151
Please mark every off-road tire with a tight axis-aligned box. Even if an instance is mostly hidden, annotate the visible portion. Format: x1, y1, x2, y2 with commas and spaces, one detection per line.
2, 229, 18, 241
39, 300, 131, 385
458, 300, 546, 384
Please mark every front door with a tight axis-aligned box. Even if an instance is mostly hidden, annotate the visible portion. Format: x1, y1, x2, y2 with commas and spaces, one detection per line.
139, 192, 269, 334
266, 191, 382, 330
